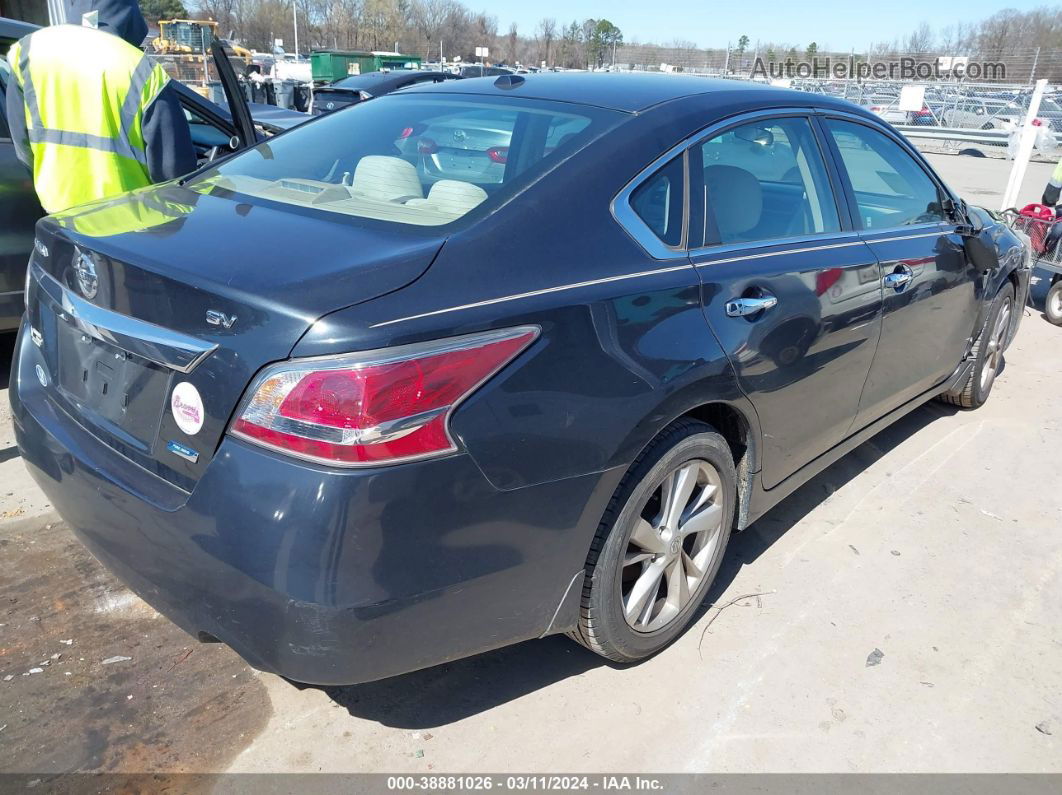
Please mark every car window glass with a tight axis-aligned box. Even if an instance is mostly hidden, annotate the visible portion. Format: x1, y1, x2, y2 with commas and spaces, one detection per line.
826, 119, 944, 229
193, 94, 612, 228
629, 155, 684, 247
698, 116, 839, 245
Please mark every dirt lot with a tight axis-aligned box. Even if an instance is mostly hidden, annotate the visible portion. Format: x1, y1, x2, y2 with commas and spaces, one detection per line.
0, 154, 1059, 776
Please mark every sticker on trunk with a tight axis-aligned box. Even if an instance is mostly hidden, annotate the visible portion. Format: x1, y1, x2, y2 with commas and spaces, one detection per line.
171, 382, 205, 435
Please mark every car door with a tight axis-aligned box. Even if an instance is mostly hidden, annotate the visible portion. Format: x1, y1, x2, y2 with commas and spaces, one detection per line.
0, 48, 45, 330
210, 39, 256, 151
820, 115, 980, 430
690, 112, 882, 489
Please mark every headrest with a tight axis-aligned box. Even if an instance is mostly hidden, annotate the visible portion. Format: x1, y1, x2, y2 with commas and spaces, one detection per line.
350, 156, 423, 202
705, 164, 762, 240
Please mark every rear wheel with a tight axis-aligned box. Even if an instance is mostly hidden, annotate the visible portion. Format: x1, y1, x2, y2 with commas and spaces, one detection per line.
569, 419, 735, 663
1046, 280, 1062, 326
939, 283, 1014, 409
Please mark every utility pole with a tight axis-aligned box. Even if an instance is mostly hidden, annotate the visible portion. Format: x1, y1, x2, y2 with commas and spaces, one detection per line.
292, 1, 299, 58
724, 43, 730, 75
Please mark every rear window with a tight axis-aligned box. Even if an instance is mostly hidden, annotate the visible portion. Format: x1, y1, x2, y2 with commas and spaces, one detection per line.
190, 94, 618, 227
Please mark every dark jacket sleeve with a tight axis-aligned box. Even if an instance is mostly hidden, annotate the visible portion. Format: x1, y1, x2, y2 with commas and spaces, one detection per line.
141, 82, 197, 182
5, 74, 33, 171
1043, 182, 1061, 208
1044, 157, 1062, 207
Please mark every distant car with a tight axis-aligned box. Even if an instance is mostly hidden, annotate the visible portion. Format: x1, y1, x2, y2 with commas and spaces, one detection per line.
459, 64, 514, 78
12, 73, 1030, 687
864, 98, 936, 127
393, 94, 591, 185
310, 70, 457, 115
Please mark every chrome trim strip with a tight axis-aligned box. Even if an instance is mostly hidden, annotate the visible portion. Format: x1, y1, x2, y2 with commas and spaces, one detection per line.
693, 240, 866, 267
610, 143, 691, 261
861, 230, 945, 242
34, 265, 217, 373
370, 265, 693, 328
0, 289, 25, 297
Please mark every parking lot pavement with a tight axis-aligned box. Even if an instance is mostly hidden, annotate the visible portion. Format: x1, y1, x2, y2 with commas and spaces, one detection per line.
1, 153, 1060, 776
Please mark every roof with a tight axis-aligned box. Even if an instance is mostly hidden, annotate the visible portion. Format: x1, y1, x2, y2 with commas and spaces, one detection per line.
329, 70, 451, 90
402, 71, 865, 114
0, 16, 39, 41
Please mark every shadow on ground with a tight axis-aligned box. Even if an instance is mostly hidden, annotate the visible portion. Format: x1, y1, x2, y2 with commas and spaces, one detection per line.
318, 399, 957, 729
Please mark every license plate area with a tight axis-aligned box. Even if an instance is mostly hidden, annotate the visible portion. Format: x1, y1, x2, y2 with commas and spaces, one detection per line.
55, 322, 170, 452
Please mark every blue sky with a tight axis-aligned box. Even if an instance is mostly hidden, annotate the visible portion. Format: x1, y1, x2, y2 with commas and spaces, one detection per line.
482, 1, 1007, 51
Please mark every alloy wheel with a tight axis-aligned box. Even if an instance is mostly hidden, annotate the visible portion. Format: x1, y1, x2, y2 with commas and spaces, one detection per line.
621, 459, 725, 632
980, 296, 1012, 393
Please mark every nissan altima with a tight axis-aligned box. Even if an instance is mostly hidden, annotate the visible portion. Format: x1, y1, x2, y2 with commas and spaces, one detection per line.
10, 74, 1030, 684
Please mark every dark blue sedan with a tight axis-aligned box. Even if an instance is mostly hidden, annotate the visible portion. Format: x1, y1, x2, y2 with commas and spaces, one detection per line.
10, 74, 1030, 684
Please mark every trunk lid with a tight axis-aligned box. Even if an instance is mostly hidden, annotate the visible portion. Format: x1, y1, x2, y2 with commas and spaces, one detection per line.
28, 184, 443, 491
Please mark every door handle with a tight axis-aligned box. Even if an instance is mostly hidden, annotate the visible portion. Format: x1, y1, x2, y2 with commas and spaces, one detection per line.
883, 265, 913, 291
725, 294, 778, 317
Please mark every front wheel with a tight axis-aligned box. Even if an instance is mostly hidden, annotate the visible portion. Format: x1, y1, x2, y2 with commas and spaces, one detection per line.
569, 419, 735, 663
1046, 280, 1062, 326
939, 282, 1014, 409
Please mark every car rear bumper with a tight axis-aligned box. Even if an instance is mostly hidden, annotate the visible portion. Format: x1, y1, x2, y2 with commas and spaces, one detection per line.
10, 324, 618, 684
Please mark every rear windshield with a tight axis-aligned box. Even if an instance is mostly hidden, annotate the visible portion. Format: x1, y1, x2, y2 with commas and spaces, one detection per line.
189, 93, 619, 227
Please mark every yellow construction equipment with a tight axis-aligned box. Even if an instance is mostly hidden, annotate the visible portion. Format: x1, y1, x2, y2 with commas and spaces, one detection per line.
153, 19, 215, 55
153, 19, 250, 63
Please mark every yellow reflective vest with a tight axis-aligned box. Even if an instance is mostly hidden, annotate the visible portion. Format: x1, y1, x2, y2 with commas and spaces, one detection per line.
8, 24, 171, 213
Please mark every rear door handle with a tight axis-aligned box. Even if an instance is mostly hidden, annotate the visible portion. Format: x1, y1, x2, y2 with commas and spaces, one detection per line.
725, 295, 779, 317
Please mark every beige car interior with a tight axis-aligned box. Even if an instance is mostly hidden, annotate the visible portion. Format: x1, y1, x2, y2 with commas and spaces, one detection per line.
214, 155, 489, 227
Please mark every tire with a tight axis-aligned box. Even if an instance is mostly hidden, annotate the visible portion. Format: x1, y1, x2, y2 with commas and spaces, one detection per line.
939, 282, 1015, 409
1046, 280, 1062, 326
569, 419, 736, 663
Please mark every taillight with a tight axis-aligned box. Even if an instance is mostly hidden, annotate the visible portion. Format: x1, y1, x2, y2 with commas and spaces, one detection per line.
418, 138, 438, 155
230, 327, 539, 466
486, 146, 509, 164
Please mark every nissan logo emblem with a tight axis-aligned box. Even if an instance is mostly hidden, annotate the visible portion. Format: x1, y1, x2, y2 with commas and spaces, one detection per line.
72, 248, 99, 299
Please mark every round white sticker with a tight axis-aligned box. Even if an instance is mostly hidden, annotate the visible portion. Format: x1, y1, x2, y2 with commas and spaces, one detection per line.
171, 381, 205, 436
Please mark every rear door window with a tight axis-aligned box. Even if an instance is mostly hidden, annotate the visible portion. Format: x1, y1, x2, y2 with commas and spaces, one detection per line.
697, 116, 840, 245
825, 119, 944, 230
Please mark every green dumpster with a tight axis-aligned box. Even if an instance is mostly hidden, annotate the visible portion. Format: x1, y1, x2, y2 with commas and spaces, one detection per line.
311, 50, 423, 83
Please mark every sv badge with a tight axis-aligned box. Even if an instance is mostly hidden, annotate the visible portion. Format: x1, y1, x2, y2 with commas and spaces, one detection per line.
205, 310, 237, 329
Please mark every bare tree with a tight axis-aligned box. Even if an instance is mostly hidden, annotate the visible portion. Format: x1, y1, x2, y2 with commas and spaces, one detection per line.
506, 22, 518, 64
905, 22, 934, 54
537, 17, 556, 67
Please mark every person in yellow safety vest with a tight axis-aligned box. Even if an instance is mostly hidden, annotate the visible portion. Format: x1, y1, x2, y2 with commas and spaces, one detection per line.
4, 0, 197, 214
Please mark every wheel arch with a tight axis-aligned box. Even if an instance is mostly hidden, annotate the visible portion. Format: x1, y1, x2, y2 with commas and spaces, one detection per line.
680, 401, 758, 531
616, 389, 762, 533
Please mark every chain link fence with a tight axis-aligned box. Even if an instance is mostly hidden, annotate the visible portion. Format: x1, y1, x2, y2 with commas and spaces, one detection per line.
603, 45, 1061, 160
